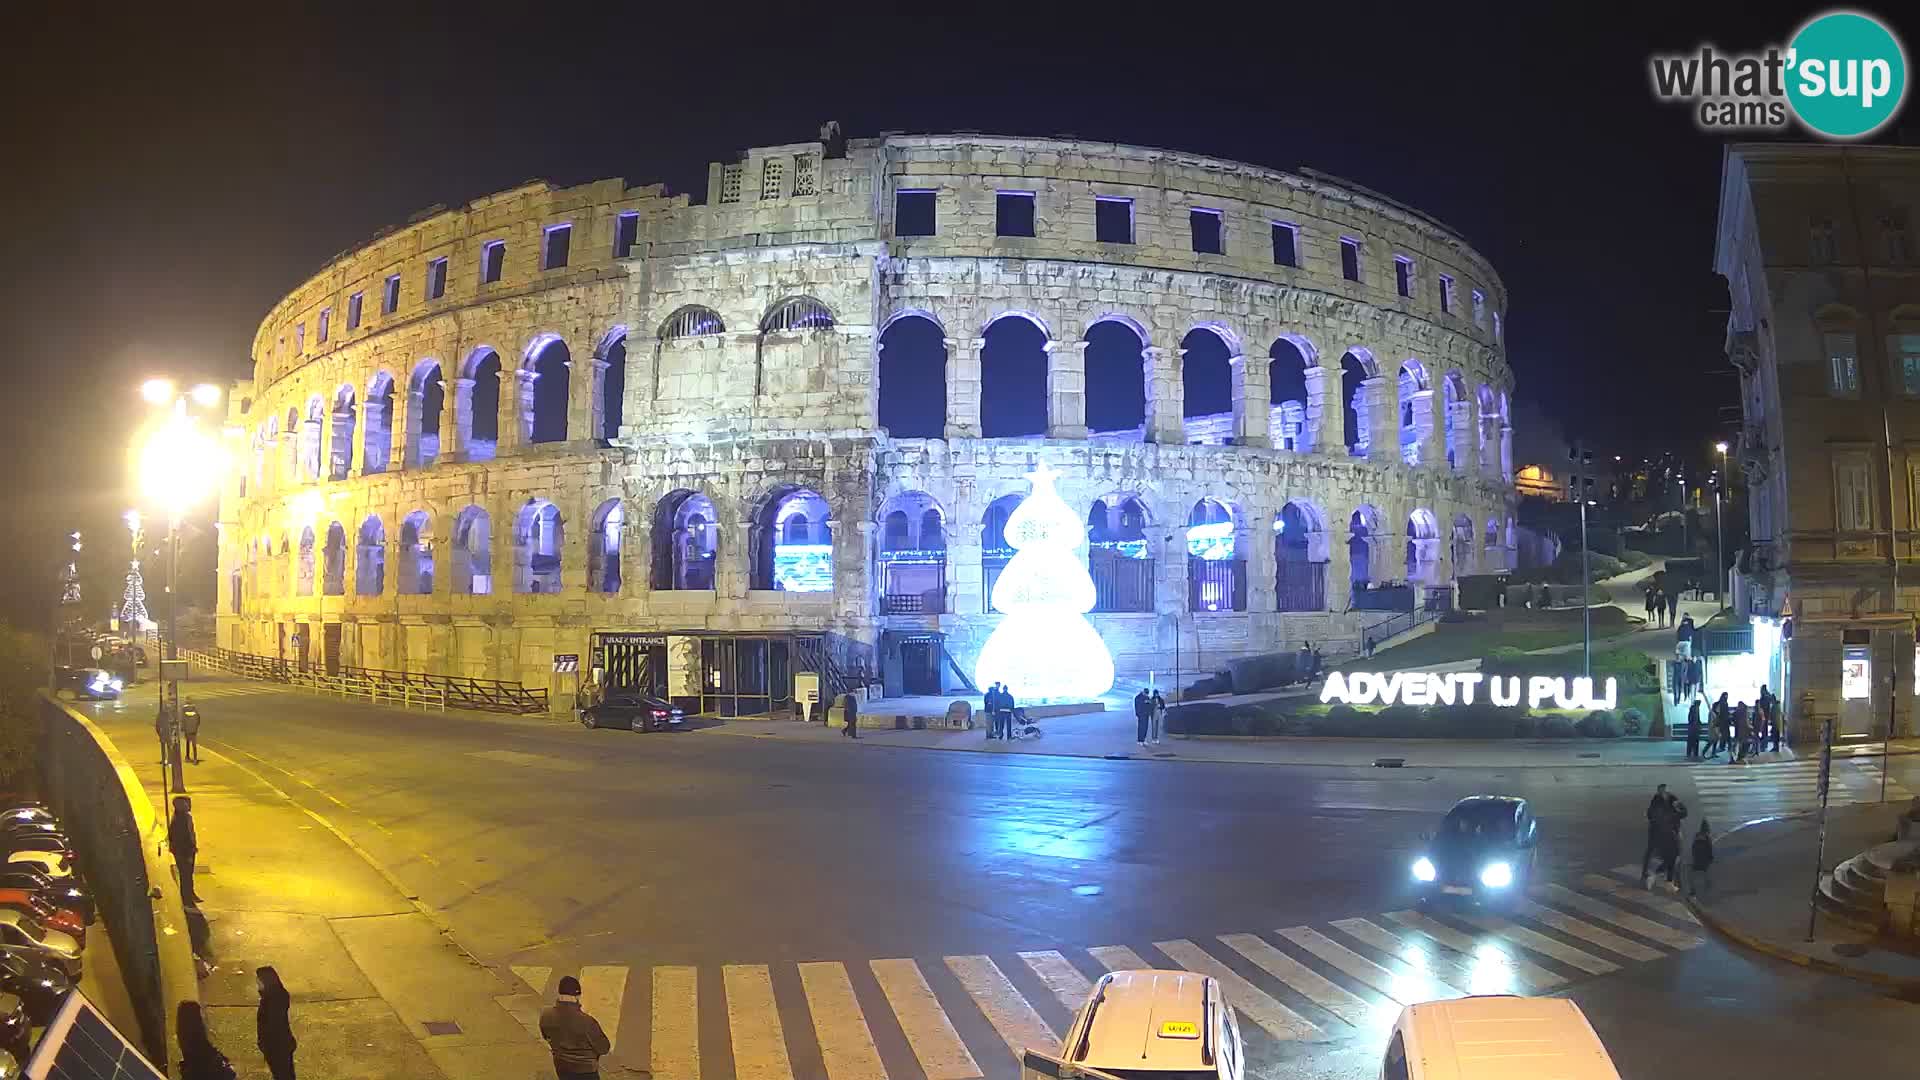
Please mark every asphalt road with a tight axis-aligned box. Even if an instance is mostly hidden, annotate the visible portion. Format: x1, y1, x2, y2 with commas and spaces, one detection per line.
80, 683, 1920, 1079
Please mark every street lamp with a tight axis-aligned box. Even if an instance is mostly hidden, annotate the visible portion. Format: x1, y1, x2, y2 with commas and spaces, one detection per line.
1714, 441, 1729, 613
131, 382, 227, 795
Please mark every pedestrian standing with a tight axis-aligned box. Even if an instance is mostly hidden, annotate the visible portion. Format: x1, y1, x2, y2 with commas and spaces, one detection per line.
1133, 688, 1151, 747
985, 683, 1003, 740
176, 1001, 237, 1080
841, 691, 859, 739
256, 965, 296, 1080
169, 795, 201, 905
182, 701, 202, 764
156, 705, 174, 766
539, 974, 612, 1080
1643, 587, 1656, 625
996, 686, 1016, 739
1731, 703, 1751, 764
1640, 784, 1672, 884
1685, 697, 1702, 761
1653, 589, 1668, 629
1689, 820, 1715, 897
1151, 690, 1168, 745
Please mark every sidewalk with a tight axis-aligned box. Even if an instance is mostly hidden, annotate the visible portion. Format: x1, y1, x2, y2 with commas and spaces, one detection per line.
84, 699, 554, 1080
1687, 803, 1920, 990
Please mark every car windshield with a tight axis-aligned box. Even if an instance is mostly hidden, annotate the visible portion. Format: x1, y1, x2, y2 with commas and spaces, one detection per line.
4, 920, 44, 944
1442, 802, 1517, 840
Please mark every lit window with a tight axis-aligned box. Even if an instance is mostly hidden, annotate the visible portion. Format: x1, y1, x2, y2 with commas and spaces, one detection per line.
1271, 222, 1298, 267
614, 211, 640, 258
996, 191, 1036, 237
760, 158, 785, 200
317, 307, 330, 344
426, 257, 448, 300
1393, 256, 1413, 298
481, 240, 505, 284
1339, 237, 1362, 281
542, 224, 571, 270
1899, 334, 1920, 396
347, 292, 363, 330
895, 190, 936, 237
1190, 208, 1223, 255
382, 275, 401, 314
1095, 197, 1133, 244
1825, 332, 1860, 397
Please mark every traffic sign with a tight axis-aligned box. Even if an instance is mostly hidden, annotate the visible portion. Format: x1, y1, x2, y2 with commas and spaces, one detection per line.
553, 654, 580, 673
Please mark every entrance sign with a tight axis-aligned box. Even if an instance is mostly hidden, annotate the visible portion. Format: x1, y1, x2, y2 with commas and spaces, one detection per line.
1842, 645, 1871, 700
1320, 671, 1619, 710
553, 653, 580, 673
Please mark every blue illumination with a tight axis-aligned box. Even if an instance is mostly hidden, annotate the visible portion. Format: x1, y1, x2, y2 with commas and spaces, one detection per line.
773, 543, 834, 592
1187, 520, 1236, 560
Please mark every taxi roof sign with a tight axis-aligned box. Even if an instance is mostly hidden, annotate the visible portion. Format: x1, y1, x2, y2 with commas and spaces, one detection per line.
1157, 1019, 1199, 1039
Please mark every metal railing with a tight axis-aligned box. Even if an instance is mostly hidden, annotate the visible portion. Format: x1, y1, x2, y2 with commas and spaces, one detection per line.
181, 647, 550, 714
1359, 607, 1444, 654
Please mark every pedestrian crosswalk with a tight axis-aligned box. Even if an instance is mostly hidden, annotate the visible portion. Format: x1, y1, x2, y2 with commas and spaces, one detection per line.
177, 683, 287, 700
500, 870, 1707, 1079
1690, 756, 1915, 828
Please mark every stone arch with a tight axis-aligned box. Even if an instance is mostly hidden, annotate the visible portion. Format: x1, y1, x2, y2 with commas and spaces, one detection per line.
283, 407, 299, 483
751, 486, 833, 592
1477, 383, 1501, 475
756, 296, 836, 398
356, 514, 386, 595
1275, 499, 1330, 612
327, 385, 357, 481
524, 334, 570, 445
261, 415, 279, 492
322, 521, 347, 595
399, 510, 434, 595
1397, 360, 1431, 466
596, 327, 628, 442
1341, 349, 1377, 457
1085, 316, 1148, 438
1451, 512, 1476, 577
980, 491, 1026, 609
1181, 326, 1234, 444
1268, 336, 1316, 452
1087, 492, 1154, 611
1348, 505, 1383, 589
587, 498, 626, 594
980, 312, 1049, 438
462, 347, 502, 462
877, 490, 947, 614
877, 313, 947, 439
451, 505, 493, 595
1185, 497, 1246, 612
1442, 371, 1467, 471
296, 525, 315, 596
1405, 508, 1441, 584
301, 395, 325, 481
408, 359, 445, 468
660, 304, 726, 340
651, 489, 719, 591
513, 498, 564, 593
363, 371, 395, 475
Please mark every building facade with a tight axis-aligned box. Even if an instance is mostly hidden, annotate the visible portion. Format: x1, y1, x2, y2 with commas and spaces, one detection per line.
215, 130, 1517, 714
1717, 143, 1920, 741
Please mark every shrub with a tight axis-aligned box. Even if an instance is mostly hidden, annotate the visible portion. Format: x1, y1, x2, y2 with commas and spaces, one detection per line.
1577, 710, 1623, 738
1540, 715, 1577, 738
1167, 701, 1230, 735
1620, 707, 1646, 735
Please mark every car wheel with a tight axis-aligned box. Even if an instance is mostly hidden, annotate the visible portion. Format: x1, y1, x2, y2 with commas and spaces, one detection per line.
581, 713, 598, 730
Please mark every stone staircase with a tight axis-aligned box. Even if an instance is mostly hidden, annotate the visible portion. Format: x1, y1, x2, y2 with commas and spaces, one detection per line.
1816, 841, 1920, 931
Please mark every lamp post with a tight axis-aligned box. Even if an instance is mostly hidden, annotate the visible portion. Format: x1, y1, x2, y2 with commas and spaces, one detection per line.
1714, 442, 1729, 614
1569, 443, 1594, 683
133, 378, 227, 797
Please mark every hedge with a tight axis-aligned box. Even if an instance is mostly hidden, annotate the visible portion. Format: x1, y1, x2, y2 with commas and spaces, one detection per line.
1166, 699, 1626, 740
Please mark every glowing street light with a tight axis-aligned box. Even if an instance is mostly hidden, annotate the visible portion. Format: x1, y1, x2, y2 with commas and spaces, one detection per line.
190, 383, 223, 408
140, 378, 176, 406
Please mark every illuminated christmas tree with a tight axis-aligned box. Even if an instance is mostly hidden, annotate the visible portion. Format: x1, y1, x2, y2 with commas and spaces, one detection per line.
973, 462, 1116, 700
120, 561, 150, 629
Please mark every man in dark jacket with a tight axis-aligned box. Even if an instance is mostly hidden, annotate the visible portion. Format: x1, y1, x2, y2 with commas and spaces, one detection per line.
1133, 689, 1152, 746
841, 691, 859, 739
1685, 697, 1703, 761
539, 974, 611, 1080
1689, 820, 1715, 897
169, 795, 201, 905
984, 683, 1003, 740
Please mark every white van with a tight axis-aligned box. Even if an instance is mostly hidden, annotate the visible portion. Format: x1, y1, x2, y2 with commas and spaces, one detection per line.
1383, 996, 1622, 1080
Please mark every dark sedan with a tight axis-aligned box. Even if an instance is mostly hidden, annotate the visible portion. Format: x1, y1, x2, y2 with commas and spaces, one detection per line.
0, 946, 71, 1024
579, 691, 686, 732
1410, 795, 1540, 907
50, 667, 122, 701
0, 871, 91, 925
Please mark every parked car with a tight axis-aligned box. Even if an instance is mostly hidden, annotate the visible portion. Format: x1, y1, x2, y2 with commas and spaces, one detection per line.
0, 823, 66, 848
50, 667, 121, 702
1385, 996, 1621, 1079
1052, 969, 1246, 1080
579, 690, 686, 732
0, 911, 79, 978
0, 993, 25, 1065
0, 946, 72, 1023
0, 891, 84, 946
1, 835, 73, 859
3, 852, 73, 881
1410, 795, 1540, 908
0, 810, 53, 831
0, 871, 91, 925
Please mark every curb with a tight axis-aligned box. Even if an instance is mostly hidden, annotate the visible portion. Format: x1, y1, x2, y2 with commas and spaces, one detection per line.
1684, 892, 1920, 995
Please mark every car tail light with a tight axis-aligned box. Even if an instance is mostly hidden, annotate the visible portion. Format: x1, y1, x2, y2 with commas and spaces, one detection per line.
652, 709, 668, 719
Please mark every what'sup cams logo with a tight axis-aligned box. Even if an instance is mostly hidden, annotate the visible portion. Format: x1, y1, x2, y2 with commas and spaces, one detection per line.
1650, 9, 1908, 139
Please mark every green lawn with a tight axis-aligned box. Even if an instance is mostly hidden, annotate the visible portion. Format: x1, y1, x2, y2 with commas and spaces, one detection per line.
1336, 609, 1636, 672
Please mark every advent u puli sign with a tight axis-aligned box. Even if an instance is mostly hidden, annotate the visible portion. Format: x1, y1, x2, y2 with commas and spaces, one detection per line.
1321, 671, 1619, 711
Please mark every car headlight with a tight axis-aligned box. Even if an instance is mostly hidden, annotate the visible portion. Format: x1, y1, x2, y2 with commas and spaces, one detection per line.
109, 679, 124, 691
1480, 861, 1514, 889
1412, 857, 1437, 882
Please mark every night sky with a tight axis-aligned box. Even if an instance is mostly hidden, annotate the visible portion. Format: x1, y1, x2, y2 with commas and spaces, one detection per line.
3, 2, 1913, 623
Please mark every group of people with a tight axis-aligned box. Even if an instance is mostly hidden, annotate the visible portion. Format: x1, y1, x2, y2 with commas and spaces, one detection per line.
1643, 584, 1684, 628
982, 682, 1019, 739
1683, 687, 1782, 762
173, 967, 296, 1079
1131, 687, 1169, 746
155, 699, 203, 766
1640, 783, 1715, 895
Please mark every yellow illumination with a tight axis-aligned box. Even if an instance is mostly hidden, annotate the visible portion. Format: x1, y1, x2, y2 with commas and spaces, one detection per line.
139, 378, 176, 406
134, 410, 227, 515
190, 383, 222, 408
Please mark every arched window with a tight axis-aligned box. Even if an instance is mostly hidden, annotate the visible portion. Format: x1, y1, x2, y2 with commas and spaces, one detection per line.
1085, 318, 1148, 438
1088, 494, 1154, 612
981, 315, 1048, 438
651, 490, 719, 590
296, 526, 315, 596
1275, 500, 1329, 612
661, 305, 725, 340
588, 499, 625, 593
452, 507, 493, 594
515, 499, 564, 593
1268, 337, 1314, 452
1341, 350, 1375, 457
877, 314, 947, 438
328, 386, 357, 481
260, 418, 278, 493
981, 492, 1025, 603
465, 349, 501, 462
1443, 372, 1467, 470
356, 515, 386, 595
754, 488, 834, 592
400, 511, 434, 594
322, 521, 347, 595
1451, 513, 1476, 577
363, 373, 395, 475
1397, 360, 1430, 466
598, 331, 627, 441
1406, 509, 1440, 584
301, 397, 325, 480
760, 296, 834, 333
283, 408, 300, 484
1349, 506, 1381, 589
528, 337, 571, 444
409, 361, 444, 468
1181, 327, 1233, 444
878, 491, 947, 614
1186, 498, 1245, 612
1477, 384, 1501, 475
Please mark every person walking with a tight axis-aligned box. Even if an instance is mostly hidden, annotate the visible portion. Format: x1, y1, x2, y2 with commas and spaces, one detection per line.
1731, 702, 1751, 764
1640, 784, 1674, 885
1653, 589, 1668, 629
995, 685, 1015, 740
1676, 614, 1697, 659
169, 795, 201, 906
176, 1001, 237, 1080
256, 965, 296, 1080
182, 701, 202, 764
1643, 586, 1656, 626
156, 704, 174, 766
1151, 690, 1168, 745
840, 691, 859, 739
539, 974, 612, 1080
1689, 820, 1715, 897
1706, 692, 1731, 759
1133, 687, 1152, 747
1685, 696, 1703, 761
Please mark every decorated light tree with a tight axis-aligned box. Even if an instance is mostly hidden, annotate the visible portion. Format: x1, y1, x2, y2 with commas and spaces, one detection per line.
973, 462, 1116, 701
120, 560, 150, 630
